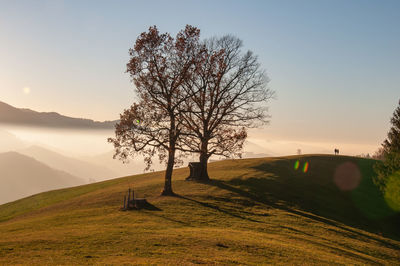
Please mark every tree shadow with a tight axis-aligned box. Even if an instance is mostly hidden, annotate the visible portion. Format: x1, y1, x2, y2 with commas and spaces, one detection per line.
174, 194, 263, 223
143, 210, 191, 226
209, 178, 400, 249
204, 156, 400, 245
287, 232, 385, 264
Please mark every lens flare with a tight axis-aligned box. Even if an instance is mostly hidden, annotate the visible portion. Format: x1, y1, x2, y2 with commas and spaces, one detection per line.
302, 162, 309, 173
334, 162, 361, 191
136, 119, 140, 124
294, 160, 300, 170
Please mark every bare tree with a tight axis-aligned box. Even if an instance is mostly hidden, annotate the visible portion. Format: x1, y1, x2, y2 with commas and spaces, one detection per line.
180, 35, 274, 180
108, 25, 204, 195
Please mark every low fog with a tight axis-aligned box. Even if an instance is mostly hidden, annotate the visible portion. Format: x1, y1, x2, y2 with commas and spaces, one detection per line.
0, 126, 153, 204
0, 151, 85, 204
0, 125, 376, 204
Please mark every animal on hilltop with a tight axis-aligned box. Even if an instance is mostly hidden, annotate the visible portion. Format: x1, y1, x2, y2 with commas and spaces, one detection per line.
334, 148, 339, 155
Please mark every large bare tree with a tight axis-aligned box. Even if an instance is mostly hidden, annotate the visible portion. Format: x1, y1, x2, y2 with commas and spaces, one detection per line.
108, 25, 204, 195
180, 35, 274, 180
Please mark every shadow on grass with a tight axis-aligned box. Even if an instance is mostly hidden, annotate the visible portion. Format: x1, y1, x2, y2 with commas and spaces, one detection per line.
122, 201, 162, 211
144, 210, 191, 226
141, 202, 162, 211
287, 232, 383, 264
210, 178, 400, 249
124, 200, 193, 226
206, 156, 400, 246
175, 194, 263, 223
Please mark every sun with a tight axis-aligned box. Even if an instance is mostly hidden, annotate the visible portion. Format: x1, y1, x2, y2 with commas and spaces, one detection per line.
23, 87, 31, 94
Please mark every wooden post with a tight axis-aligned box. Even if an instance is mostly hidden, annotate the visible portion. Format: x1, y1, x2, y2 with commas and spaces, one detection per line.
123, 195, 126, 209
128, 188, 131, 209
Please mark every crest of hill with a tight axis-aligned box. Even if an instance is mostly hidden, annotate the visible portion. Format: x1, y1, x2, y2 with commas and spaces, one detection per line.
0, 101, 117, 129
0, 155, 399, 264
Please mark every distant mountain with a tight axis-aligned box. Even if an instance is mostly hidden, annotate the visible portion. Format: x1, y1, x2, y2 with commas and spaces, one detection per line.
0, 101, 117, 129
82, 149, 174, 178
0, 152, 85, 204
18, 146, 117, 181
0, 129, 28, 152
82, 150, 153, 177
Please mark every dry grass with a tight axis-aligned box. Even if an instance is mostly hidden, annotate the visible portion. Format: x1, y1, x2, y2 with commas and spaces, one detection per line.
0, 155, 399, 265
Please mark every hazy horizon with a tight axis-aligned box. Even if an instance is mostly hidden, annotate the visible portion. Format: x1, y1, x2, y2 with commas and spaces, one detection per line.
0, 100, 389, 156
1, 0, 399, 157
0, 123, 378, 158
0, 119, 379, 205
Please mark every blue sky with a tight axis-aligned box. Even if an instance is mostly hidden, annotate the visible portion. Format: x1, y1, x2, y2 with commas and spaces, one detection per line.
0, 0, 399, 154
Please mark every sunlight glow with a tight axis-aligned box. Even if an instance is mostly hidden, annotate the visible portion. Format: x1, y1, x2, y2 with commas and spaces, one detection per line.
23, 87, 31, 94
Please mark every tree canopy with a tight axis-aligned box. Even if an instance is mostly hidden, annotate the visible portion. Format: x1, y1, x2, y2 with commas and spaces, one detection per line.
109, 25, 274, 194
179, 35, 274, 180
108, 25, 204, 195
374, 100, 400, 193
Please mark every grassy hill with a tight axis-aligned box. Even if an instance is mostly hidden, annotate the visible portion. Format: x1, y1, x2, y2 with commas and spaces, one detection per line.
0, 155, 399, 264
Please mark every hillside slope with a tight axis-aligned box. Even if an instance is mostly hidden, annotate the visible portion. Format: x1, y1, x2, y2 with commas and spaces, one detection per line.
0, 152, 85, 204
0, 155, 399, 264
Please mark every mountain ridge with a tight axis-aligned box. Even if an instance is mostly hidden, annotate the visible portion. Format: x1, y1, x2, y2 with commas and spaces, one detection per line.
0, 101, 118, 129
18, 145, 118, 181
0, 151, 85, 204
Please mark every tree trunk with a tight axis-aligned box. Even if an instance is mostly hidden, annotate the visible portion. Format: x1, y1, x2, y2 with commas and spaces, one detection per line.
198, 139, 210, 181
199, 153, 210, 181
161, 149, 175, 196
162, 116, 177, 196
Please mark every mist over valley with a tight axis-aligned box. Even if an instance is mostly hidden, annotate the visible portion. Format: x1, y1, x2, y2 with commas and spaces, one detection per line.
0, 99, 381, 205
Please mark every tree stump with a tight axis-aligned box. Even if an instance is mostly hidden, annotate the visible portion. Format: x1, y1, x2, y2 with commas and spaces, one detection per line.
186, 162, 203, 181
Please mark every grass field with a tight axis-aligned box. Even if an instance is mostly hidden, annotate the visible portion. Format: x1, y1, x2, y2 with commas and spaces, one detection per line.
0, 155, 399, 264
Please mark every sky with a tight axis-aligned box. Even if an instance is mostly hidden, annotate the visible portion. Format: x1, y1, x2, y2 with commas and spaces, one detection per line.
0, 0, 399, 155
